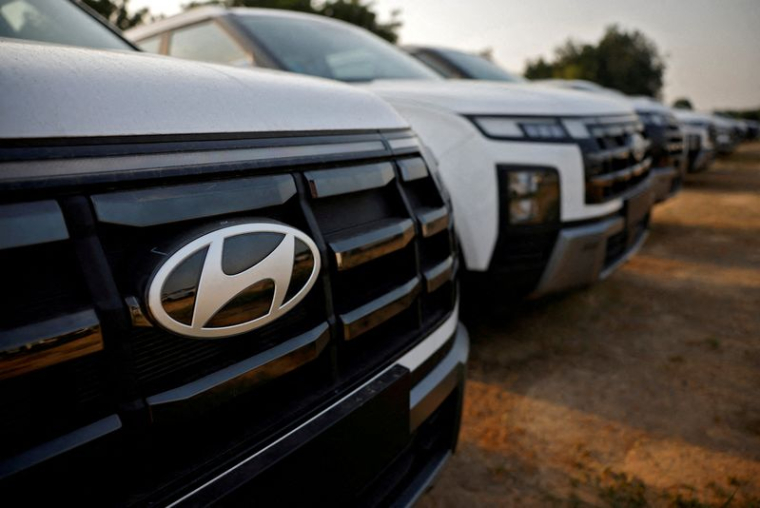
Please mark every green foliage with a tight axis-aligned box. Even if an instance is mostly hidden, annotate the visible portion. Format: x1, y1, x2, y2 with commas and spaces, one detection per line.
525, 25, 665, 98
182, 0, 402, 42
319, 1, 401, 42
523, 56, 554, 79
82, 0, 148, 30
715, 109, 760, 122
195, 0, 315, 11
673, 98, 694, 110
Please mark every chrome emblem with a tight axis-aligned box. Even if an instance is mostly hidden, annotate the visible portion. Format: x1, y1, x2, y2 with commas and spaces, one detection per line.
631, 132, 648, 162
147, 223, 320, 339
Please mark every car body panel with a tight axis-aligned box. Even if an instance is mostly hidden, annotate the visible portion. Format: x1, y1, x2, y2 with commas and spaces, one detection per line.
0, 39, 407, 139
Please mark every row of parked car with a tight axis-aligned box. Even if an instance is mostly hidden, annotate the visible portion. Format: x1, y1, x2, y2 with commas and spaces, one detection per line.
0, 1, 754, 505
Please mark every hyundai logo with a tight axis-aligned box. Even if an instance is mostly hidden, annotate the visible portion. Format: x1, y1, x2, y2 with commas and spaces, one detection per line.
147, 222, 320, 339
631, 132, 648, 162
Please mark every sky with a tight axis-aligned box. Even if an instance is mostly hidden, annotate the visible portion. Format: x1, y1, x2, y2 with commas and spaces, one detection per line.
130, 0, 760, 111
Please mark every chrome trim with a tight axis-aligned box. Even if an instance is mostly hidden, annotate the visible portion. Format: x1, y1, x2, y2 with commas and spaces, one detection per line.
0, 140, 386, 181
586, 157, 652, 203
593, 114, 641, 125
0, 309, 103, 381
423, 256, 454, 293
0, 200, 68, 249
651, 166, 679, 203
409, 323, 468, 431
590, 157, 652, 184
92, 175, 296, 227
329, 217, 415, 271
417, 206, 450, 238
388, 138, 420, 151
586, 145, 634, 163
165, 306, 461, 508
398, 302, 459, 372
125, 296, 152, 327
398, 157, 429, 182
533, 180, 653, 297
147, 323, 330, 420
531, 217, 626, 298
304, 162, 395, 198
339, 277, 421, 341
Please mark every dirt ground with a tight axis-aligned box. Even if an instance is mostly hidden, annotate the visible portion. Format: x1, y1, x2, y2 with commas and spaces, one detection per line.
421, 142, 760, 507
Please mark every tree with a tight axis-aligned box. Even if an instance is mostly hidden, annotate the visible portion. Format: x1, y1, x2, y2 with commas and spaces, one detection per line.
525, 25, 665, 98
319, 1, 401, 43
182, 0, 402, 42
82, 0, 149, 30
523, 57, 553, 80
183, 0, 315, 11
672, 98, 694, 110
715, 109, 760, 122
478, 47, 494, 62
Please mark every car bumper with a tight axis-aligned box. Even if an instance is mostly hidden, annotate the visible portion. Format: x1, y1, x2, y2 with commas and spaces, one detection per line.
166, 311, 469, 507
530, 178, 654, 297
688, 147, 715, 173
651, 165, 681, 202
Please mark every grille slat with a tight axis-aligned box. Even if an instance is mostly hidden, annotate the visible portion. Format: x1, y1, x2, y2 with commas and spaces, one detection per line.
423, 256, 454, 294
328, 217, 415, 271
417, 206, 450, 238
339, 277, 422, 341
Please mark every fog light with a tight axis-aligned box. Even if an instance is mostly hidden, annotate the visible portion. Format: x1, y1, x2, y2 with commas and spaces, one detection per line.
510, 198, 538, 223
505, 169, 560, 225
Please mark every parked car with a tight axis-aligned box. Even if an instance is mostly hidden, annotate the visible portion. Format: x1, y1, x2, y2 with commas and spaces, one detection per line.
673, 109, 717, 173
533, 79, 686, 202
723, 115, 749, 141
404, 45, 528, 83
743, 119, 759, 140
711, 114, 741, 155
129, 8, 656, 298
627, 96, 687, 200
0, 1, 468, 505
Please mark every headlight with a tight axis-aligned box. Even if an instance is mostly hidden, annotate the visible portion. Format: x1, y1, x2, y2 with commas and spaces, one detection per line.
504, 168, 560, 225
639, 112, 668, 126
472, 117, 570, 140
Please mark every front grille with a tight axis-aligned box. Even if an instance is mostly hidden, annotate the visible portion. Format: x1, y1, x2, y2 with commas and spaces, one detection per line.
649, 115, 685, 170
665, 117, 686, 167
581, 115, 652, 203
0, 129, 457, 493
688, 133, 702, 154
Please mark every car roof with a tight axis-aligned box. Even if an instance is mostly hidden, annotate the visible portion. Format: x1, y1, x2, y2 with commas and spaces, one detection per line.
125, 6, 344, 41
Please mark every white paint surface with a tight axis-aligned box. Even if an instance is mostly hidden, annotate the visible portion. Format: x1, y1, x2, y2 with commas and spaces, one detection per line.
0, 40, 407, 139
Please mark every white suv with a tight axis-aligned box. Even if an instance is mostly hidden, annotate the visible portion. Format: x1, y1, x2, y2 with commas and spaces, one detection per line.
129, 7, 656, 297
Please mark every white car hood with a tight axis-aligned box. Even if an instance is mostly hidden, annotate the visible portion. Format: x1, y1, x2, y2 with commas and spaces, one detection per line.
627, 96, 674, 115
673, 110, 712, 123
361, 80, 634, 117
0, 40, 407, 139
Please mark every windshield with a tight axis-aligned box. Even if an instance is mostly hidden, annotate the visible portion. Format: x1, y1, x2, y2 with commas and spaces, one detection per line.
0, 0, 132, 50
434, 48, 526, 83
236, 14, 440, 82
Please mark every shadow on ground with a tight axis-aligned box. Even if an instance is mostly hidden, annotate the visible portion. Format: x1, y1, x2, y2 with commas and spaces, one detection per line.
420, 143, 760, 507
